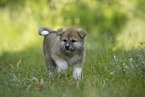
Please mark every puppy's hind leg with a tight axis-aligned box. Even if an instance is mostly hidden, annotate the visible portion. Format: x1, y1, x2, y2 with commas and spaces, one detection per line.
44, 54, 56, 77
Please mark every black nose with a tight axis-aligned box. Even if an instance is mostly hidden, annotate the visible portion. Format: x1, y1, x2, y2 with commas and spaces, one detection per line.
65, 45, 69, 50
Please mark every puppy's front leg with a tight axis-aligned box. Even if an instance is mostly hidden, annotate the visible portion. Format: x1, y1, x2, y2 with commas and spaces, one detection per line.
52, 55, 68, 74
73, 60, 84, 80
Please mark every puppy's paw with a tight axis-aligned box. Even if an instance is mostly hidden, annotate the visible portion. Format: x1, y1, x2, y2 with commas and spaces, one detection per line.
73, 67, 82, 80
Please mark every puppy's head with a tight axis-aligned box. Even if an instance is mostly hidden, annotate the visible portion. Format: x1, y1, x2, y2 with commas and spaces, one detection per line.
57, 27, 87, 53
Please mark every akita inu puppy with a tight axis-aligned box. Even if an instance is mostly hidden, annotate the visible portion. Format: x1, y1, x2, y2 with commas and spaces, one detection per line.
38, 27, 87, 79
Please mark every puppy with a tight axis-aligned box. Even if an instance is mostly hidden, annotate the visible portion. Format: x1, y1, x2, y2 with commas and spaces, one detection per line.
38, 27, 87, 79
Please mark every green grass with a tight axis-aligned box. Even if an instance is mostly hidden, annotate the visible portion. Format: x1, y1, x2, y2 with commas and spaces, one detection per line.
0, 0, 145, 97
0, 44, 145, 97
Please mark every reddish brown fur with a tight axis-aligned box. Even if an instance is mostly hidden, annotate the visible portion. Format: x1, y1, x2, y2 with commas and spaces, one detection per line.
39, 27, 87, 79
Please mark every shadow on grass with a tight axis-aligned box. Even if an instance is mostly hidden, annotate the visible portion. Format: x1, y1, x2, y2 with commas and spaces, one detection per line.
0, 47, 44, 67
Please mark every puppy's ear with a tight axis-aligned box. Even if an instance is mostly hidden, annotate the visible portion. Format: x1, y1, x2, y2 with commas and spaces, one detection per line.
38, 27, 54, 36
56, 28, 65, 36
77, 29, 87, 39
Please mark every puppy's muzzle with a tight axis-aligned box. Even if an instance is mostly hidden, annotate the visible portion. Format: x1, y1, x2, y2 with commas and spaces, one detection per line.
64, 43, 75, 51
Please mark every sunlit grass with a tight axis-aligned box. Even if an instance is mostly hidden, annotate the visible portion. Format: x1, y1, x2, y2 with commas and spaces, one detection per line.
0, 0, 145, 52
115, 18, 145, 50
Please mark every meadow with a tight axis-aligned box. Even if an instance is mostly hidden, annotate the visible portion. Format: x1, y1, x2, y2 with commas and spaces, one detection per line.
0, 0, 145, 97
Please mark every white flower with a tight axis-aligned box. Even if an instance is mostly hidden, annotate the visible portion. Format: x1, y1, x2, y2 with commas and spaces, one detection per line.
129, 58, 133, 62
110, 71, 115, 74
124, 65, 128, 68
114, 56, 116, 60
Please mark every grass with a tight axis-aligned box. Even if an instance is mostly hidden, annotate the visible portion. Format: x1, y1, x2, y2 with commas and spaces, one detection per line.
0, 0, 145, 97
0, 43, 145, 97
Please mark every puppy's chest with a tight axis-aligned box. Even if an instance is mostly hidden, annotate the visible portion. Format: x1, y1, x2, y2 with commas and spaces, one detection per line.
65, 54, 82, 66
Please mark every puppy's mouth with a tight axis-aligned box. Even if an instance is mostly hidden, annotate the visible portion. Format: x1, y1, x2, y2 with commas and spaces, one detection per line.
64, 46, 75, 52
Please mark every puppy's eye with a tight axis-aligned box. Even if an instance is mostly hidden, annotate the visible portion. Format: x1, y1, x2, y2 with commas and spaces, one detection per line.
71, 40, 76, 42
63, 40, 67, 42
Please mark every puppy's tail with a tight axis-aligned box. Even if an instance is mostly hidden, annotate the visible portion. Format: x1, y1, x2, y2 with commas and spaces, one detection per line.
38, 27, 57, 36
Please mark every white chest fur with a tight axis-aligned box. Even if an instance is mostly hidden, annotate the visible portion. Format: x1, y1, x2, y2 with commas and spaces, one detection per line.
65, 54, 82, 67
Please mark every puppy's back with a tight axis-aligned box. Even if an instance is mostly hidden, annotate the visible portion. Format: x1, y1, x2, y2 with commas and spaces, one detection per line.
43, 33, 58, 54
